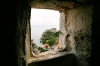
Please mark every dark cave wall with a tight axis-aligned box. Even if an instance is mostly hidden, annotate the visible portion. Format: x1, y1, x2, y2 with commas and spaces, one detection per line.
16, 0, 31, 66
91, 0, 100, 66
0, 0, 18, 66
0, 0, 100, 66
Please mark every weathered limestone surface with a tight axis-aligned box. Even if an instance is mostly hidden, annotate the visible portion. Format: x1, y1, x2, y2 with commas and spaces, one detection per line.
59, 12, 67, 48
64, 5, 93, 65
25, 12, 31, 66
29, 0, 83, 10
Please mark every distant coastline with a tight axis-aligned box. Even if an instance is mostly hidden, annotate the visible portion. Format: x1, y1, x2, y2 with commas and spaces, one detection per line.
31, 25, 59, 47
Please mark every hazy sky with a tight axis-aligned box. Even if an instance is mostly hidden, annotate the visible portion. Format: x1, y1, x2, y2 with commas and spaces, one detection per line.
30, 8, 60, 25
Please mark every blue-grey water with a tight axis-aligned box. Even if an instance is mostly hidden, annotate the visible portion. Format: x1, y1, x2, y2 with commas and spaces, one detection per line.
31, 25, 59, 47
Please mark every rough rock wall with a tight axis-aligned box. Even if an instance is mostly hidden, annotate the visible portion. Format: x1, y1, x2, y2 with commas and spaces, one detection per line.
16, 0, 31, 66
64, 5, 93, 65
25, 8, 31, 66
59, 12, 67, 48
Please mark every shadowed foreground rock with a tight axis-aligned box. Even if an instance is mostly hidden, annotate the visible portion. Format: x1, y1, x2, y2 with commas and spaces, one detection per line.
1, 0, 100, 66
28, 53, 80, 66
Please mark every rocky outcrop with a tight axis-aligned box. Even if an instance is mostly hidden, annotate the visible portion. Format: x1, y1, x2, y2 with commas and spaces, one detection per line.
31, 40, 40, 55
40, 28, 58, 42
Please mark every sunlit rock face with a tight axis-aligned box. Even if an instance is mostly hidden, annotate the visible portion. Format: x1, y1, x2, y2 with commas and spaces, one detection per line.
59, 12, 67, 49
64, 5, 93, 65
59, 5, 93, 66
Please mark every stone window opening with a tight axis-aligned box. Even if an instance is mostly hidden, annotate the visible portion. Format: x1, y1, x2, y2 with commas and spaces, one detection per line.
26, 1, 93, 66
26, 1, 72, 64
27, 2, 71, 63
7, 0, 94, 66
29, 8, 66, 63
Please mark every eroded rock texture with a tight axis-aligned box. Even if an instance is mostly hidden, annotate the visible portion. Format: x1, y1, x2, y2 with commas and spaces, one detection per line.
64, 5, 93, 65
16, 0, 31, 66
59, 12, 67, 48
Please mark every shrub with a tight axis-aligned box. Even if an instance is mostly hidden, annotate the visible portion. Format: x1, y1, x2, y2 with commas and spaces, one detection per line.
47, 37, 56, 46
38, 47, 48, 53
42, 40, 46, 44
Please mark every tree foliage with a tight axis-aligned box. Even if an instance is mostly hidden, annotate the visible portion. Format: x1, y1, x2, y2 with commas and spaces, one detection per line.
47, 37, 56, 46
40, 29, 61, 46
38, 47, 48, 53
54, 30, 60, 37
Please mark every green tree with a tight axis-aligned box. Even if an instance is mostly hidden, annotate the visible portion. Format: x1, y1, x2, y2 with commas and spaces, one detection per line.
40, 29, 61, 45
44, 30, 54, 39
47, 37, 56, 46
42, 40, 46, 44
54, 30, 61, 37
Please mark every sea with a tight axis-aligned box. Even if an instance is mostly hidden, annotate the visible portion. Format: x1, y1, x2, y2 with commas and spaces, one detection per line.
31, 25, 59, 47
